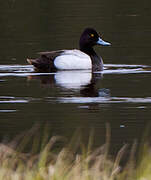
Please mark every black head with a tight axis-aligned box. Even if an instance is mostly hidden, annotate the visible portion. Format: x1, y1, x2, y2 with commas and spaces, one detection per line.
79, 28, 111, 51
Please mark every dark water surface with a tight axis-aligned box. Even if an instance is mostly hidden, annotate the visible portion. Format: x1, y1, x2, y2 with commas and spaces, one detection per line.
1, 0, 151, 154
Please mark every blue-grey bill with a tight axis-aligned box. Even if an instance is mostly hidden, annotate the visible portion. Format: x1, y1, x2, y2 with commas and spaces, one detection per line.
97, 37, 111, 46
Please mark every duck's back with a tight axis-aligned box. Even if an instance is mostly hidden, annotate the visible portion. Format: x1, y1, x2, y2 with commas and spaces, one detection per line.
54, 49, 92, 70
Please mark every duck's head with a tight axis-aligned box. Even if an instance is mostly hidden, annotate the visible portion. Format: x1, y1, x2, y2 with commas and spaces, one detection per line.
79, 28, 111, 50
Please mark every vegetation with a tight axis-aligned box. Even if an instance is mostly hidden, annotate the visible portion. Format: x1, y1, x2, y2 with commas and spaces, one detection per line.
0, 124, 150, 180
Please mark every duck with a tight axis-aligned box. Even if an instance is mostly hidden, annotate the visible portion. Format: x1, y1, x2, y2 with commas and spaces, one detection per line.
27, 28, 111, 72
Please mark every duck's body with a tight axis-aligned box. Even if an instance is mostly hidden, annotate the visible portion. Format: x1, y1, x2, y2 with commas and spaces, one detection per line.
54, 50, 92, 70
27, 28, 111, 72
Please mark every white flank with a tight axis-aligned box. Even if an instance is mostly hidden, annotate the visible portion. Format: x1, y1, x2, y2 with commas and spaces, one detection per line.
54, 49, 92, 70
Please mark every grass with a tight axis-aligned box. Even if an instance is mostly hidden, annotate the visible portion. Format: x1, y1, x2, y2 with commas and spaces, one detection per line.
0, 124, 150, 180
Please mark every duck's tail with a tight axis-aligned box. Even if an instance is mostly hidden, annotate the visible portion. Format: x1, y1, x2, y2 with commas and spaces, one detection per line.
27, 57, 46, 71
27, 58, 41, 71
26, 56, 55, 72
27, 58, 35, 65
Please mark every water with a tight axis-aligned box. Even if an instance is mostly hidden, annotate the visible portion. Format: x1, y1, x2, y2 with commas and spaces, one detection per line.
0, 0, 151, 154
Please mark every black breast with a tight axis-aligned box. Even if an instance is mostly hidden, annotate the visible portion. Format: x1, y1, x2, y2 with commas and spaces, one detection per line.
90, 54, 103, 71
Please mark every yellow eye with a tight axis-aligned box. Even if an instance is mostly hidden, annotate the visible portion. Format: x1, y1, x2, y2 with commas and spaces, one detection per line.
90, 34, 94, 37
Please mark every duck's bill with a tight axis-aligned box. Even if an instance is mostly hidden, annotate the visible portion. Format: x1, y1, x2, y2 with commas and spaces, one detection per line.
97, 37, 111, 46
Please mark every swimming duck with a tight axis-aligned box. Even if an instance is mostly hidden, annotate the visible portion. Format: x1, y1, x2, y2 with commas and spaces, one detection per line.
27, 28, 111, 72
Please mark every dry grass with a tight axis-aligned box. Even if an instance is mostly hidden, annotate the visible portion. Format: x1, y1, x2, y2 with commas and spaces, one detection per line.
0, 124, 150, 180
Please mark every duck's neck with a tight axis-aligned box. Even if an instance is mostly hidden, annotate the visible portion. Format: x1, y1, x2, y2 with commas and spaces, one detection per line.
80, 46, 103, 71
80, 46, 95, 56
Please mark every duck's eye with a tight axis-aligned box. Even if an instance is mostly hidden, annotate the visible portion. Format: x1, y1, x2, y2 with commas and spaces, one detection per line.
90, 34, 94, 37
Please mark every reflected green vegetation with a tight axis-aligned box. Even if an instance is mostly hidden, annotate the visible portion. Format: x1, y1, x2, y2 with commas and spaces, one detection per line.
0, 125, 150, 180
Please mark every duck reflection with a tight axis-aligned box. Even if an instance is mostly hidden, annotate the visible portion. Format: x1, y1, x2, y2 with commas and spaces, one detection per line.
54, 70, 92, 90
27, 71, 110, 97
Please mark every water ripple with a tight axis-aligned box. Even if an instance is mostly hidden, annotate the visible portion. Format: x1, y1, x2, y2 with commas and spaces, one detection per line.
57, 96, 151, 104
0, 65, 33, 72
0, 110, 17, 112
0, 64, 151, 77
0, 96, 41, 104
